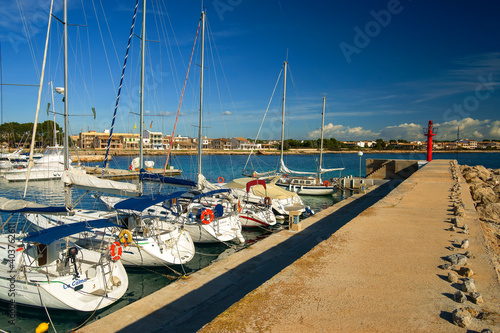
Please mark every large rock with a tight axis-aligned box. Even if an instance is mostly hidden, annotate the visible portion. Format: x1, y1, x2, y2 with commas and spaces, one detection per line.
470, 185, 499, 205
446, 254, 468, 266
474, 165, 491, 182
452, 308, 472, 328
477, 202, 500, 224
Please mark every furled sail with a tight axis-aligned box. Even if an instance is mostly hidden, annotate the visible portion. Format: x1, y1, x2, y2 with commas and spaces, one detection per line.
319, 167, 345, 174
62, 170, 139, 197
0, 197, 68, 214
279, 159, 317, 176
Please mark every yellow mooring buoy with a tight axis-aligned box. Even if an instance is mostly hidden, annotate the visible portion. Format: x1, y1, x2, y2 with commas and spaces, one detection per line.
36, 322, 50, 333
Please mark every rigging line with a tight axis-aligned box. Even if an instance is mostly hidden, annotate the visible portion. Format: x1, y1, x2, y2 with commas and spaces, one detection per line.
98, 0, 131, 134
206, 21, 237, 180
36, 285, 58, 333
102, 0, 140, 173
205, 21, 233, 179
67, 26, 92, 112
15, 0, 40, 80
81, 0, 96, 109
23, 0, 54, 200
154, 0, 181, 100
287, 64, 310, 134
242, 67, 283, 172
90, 0, 117, 100
162, 21, 200, 179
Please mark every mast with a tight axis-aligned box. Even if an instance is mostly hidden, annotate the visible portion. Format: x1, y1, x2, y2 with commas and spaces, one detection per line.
318, 96, 325, 182
49, 81, 56, 146
280, 61, 287, 165
197, 11, 205, 178
63, 0, 71, 207
139, 0, 146, 177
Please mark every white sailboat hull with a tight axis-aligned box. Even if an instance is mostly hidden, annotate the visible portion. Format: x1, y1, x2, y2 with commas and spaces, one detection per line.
0, 237, 128, 312
275, 182, 336, 195
25, 210, 195, 266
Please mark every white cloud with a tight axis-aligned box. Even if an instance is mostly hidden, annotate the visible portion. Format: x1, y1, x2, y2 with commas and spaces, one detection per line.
222, 111, 232, 115
434, 118, 497, 141
306, 118, 500, 141
308, 123, 379, 140
379, 123, 424, 140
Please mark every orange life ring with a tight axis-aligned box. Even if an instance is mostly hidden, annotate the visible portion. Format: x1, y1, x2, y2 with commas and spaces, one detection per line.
264, 196, 272, 206
110, 241, 123, 261
323, 180, 330, 187
238, 200, 242, 213
201, 209, 214, 225
217, 176, 224, 183
283, 174, 289, 179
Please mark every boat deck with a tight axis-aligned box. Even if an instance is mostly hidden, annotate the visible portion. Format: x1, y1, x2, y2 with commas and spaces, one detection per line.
82, 167, 182, 180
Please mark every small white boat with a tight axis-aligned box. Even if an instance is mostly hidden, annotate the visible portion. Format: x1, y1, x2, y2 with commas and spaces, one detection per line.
0, 219, 128, 311
100, 188, 245, 244
3, 146, 65, 182
25, 206, 195, 267
223, 177, 311, 218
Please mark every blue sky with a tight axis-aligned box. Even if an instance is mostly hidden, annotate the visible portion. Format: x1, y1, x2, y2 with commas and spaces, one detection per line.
1, 0, 499, 142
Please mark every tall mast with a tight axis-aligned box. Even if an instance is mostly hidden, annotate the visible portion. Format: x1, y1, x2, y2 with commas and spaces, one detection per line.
139, 0, 146, 175
280, 61, 287, 165
49, 81, 56, 146
197, 11, 205, 178
318, 96, 325, 182
138, 0, 146, 194
63, 0, 71, 208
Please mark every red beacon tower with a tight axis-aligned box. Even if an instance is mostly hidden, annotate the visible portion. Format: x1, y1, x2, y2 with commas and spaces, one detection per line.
423, 120, 437, 162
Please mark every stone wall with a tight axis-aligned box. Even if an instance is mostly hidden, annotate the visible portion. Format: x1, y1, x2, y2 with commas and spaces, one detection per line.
366, 159, 419, 179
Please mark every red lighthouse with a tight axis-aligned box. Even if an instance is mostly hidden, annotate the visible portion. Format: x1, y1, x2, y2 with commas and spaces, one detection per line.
423, 120, 437, 162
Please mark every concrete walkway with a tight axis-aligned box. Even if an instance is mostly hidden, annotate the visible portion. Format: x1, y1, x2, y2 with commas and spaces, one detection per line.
80, 160, 500, 332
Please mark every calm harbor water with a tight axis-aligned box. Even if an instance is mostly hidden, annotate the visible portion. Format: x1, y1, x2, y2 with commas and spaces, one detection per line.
0, 151, 498, 331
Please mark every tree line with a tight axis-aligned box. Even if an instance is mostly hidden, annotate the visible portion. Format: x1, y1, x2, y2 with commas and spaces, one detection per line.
0, 121, 63, 149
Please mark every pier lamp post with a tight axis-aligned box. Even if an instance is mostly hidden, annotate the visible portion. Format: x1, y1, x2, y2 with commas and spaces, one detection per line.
358, 151, 363, 183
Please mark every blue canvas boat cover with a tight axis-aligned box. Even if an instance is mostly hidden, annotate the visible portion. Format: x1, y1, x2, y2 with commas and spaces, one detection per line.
0, 197, 67, 214
24, 220, 122, 245
191, 189, 231, 201
114, 191, 187, 212
140, 170, 197, 188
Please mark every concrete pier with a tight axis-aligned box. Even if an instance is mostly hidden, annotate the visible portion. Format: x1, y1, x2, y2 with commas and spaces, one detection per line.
79, 160, 500, 332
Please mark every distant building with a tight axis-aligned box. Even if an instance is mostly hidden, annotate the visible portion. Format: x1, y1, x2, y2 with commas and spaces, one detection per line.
457, 139, 477, 149
230, 137, 260, 150
212, 138, 232, 150
144, 130, 164, 150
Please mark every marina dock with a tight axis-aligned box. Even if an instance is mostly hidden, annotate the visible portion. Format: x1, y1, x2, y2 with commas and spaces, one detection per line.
82, 166, 182, 180
79, 160, 500, 332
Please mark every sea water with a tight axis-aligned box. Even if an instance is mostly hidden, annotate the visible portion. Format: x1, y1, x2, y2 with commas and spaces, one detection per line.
0, 152, 498, 331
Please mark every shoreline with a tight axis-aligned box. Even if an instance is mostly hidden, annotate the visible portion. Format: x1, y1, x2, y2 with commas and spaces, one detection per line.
72, 149, 500, 157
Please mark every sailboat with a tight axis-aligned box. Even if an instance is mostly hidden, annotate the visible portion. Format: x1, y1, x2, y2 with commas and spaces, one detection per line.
27, 0, 195, 267
274, 96, 345, 195
101, 11, 245, 244
226, 62, 313, 217
0, 0, 128, 311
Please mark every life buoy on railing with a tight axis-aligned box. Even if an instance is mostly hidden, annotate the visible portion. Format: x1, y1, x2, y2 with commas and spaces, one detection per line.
218, 176, 224, 183
110, 241, 123, 261
264, 196, 272, 207
323, 180, 330, 187
238, 200, 242, 213
283, 174, 289, 179
118, 229, 133, 247
201, 209, 214, 225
